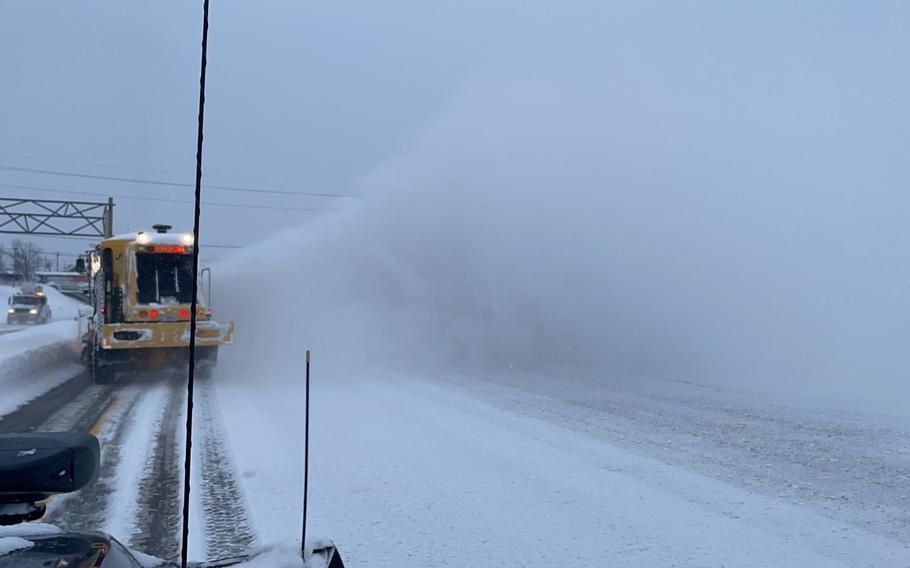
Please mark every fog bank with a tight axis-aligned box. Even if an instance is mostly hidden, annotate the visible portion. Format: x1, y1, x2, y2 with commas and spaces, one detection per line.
216, 72, 909, 405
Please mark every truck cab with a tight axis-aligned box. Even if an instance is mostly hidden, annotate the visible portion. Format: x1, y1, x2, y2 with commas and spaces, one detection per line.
84, 224, 234, 383
7, 287, 52, 325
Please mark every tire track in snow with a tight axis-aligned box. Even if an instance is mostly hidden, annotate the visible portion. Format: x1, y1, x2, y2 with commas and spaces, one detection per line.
43, 386, 143, 531
132, 373, 186, 562
195, 373, 257, 559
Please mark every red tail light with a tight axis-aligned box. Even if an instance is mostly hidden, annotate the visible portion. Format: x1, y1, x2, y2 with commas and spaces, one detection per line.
149, 309, 159, 319
179, 309, 189, 318
100, 307, 106, 314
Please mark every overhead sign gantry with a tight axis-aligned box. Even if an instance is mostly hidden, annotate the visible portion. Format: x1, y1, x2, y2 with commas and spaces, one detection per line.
0, 197, 113, 238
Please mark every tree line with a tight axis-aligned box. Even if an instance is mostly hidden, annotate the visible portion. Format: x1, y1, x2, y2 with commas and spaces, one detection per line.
0, 240, 64, 281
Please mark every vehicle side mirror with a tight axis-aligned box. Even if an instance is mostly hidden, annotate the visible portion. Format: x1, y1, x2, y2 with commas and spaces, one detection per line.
0, 432, 100, 525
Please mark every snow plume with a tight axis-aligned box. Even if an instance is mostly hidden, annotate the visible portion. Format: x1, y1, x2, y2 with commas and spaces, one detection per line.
217, 72, 909, 405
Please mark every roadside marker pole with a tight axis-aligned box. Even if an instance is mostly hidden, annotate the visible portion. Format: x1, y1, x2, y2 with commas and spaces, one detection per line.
301, 349, 311, 559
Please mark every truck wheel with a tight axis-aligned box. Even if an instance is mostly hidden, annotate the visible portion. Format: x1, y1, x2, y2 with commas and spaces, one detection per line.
198, 346, 218, 365
81, 343, 91, 367
92, 353, 115, 385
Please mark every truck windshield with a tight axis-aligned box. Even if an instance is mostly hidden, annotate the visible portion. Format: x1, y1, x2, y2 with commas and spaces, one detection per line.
12, 296, 40, 305
136, 252, 194, 304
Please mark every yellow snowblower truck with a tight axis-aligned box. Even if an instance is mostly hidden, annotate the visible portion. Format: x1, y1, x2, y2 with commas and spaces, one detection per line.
81, 224, 234, 384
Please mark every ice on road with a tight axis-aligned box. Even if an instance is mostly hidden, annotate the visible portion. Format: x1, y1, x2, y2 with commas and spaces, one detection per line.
215, 373, 909, 568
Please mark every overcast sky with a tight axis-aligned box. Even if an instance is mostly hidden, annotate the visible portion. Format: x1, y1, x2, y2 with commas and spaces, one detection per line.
2, 0, 569, 262
0, 0, 903, 289
2, 1, 905, 262
2, 2, 908, 400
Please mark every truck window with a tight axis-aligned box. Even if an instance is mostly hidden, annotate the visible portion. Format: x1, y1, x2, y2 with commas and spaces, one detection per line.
136, 253, 194, 304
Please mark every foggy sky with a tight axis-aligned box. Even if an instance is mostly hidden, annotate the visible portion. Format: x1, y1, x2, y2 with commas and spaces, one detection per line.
3, 2, 905, 256
3, 2, 909, 403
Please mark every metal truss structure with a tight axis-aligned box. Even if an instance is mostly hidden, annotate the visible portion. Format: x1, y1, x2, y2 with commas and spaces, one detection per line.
0, 197, 113, 238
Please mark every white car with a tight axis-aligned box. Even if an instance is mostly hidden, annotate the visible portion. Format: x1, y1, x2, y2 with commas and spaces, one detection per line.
6, 293, 52, 324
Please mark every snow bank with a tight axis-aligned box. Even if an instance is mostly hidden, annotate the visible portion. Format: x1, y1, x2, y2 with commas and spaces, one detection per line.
0, 285, 84, 417
0, 322, 82, 414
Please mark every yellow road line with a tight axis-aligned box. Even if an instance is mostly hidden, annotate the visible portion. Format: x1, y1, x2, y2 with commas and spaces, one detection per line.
89, 395, 121, 437
39, 395, 121, 513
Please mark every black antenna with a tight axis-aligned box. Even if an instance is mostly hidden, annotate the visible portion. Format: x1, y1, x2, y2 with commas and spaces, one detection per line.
301, 350, 311, 558
180, 0, 210, 567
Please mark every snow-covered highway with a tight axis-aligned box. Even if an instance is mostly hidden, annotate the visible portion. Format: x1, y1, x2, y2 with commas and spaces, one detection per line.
218, 370, 910, 568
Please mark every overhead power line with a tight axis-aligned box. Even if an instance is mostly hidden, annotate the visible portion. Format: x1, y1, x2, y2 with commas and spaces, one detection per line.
0, 164, 357, 199
0, 182, 319, 212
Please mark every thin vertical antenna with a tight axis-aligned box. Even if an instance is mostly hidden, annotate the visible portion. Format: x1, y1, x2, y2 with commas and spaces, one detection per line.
301, 349, 311, 558
180, 0, 210, 566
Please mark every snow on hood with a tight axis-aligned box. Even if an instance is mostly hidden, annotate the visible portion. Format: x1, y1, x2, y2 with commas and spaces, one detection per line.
0, 523, 62, 538
110, 231, 194, 246
0, 536, 34, 556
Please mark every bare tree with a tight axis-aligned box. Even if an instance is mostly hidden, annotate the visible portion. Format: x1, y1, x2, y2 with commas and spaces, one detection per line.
11, 239, 43, 282
0, 245, 7, 272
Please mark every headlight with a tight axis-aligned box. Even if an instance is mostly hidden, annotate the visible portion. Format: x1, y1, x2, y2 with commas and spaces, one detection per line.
181, 233, 194, 246
7, 308, 13, 314
136, 231, 151, 244
29, 309, 38, 315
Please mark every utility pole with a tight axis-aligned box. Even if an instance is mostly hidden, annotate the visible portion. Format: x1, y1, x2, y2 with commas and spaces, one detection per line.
105, 197, 114, 238
56, 252, 59, 271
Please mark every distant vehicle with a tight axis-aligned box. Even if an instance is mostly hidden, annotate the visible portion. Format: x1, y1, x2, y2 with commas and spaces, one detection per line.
6, 288, 52, 325
81, 224, 235, 384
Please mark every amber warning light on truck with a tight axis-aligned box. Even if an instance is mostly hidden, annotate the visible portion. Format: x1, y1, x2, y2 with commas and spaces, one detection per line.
148, 245, 188, 253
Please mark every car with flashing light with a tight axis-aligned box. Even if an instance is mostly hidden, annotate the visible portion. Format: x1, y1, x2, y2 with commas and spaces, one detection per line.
6, 289, 52, 325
